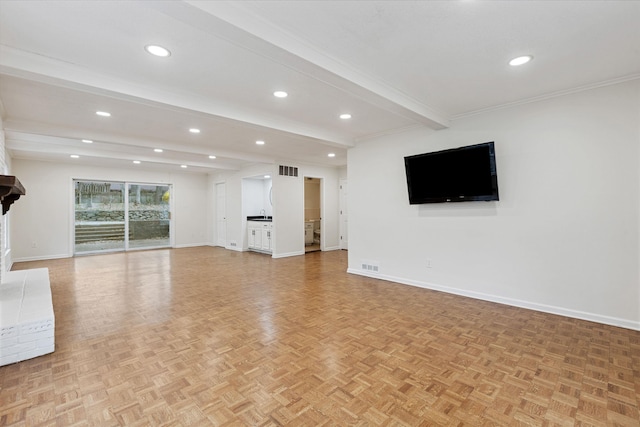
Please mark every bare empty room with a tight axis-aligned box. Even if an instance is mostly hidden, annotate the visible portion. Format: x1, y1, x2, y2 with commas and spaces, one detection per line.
1, 1, 639, 425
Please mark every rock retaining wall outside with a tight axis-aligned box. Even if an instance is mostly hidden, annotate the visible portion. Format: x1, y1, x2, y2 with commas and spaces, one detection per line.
75, 209, 169, 221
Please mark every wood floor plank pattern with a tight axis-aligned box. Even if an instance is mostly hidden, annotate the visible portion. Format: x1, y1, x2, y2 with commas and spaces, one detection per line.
1, 247, 639, 426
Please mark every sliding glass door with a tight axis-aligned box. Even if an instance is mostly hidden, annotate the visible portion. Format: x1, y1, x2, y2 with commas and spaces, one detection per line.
74, 181, 125, 253
128, 183, 170, 249
74, 180, 171, 255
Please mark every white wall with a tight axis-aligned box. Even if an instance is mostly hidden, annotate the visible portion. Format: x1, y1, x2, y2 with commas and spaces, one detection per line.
348, 79, 640, 330
170, 172, 210, 248
338, 166, 347, 180
0, 115, 11, 276
242, 178, 272, 219
212, 162, 341, 258
10, 159, 210, 261
272, 171, 304, 257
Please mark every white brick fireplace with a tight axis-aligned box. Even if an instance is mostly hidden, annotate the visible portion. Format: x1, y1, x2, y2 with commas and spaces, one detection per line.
0, 175, 55, 366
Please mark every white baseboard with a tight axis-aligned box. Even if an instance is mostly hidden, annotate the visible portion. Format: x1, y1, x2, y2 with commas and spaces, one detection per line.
174, 243, 208, 249
347, 268, 640, 332
13, 254, 70, 263
323, 245, 340, 252
272, 250, 305, 259
225, 245, 244, 252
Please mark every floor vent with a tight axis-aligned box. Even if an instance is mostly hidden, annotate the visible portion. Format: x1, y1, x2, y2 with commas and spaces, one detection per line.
279, 165, 298, 177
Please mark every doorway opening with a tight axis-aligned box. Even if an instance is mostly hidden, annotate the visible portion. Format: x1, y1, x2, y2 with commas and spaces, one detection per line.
74, 180, 172, 255
304, 177, 321, 253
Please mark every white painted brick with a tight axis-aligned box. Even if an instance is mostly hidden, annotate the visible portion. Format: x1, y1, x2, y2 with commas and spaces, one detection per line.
0, 335, 18, 347
19, 320, 54, 336
18, 328, 54, 343
0, 268, 55, 367
0, 326, 18, 338
14, 340, 37, 353
20, 347, 52, 361
0, 354, 18, 366
0, 344, 18, 356
37, 342, 55, 352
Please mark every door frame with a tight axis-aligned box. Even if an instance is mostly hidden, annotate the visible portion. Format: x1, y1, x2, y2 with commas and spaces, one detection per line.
339, 178, 348, 250
215, 181, 227, 248
303, 176, 323, 252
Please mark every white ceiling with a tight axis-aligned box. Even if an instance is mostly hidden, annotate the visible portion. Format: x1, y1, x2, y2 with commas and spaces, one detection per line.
0, 1, 638, 174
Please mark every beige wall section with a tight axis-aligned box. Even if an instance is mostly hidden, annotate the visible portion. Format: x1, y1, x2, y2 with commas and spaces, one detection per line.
304, 178, 320, 221
10, 159, 209, 261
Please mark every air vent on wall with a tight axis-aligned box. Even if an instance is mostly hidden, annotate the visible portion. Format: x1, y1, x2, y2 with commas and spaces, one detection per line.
361, 260, 380, 273
279, 165, 298, 177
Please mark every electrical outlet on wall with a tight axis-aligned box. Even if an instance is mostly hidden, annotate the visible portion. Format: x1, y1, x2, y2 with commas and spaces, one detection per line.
31, 242, 37, 248
426, 259, 432, 268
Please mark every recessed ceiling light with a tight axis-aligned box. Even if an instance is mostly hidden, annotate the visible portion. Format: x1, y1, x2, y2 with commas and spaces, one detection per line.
154, 148, 163, 153
81, 139, 93, 144
328, 153, 336, 158
273, 91, 288, 98
96, 111, 111, 117
189, 128, 200, 134
133, 160, 141, 164
256, 140, 265, 145
264, 175, 271, 179
339, 113, 352, 120
70, 154, 80, 159
208, 155, 216, 159
180, 165, 188, 168
145, 45, 171, 57
509, 55, 533, 66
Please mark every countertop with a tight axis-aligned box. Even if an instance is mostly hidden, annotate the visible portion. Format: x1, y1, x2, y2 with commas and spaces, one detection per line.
247, 216, 272, 222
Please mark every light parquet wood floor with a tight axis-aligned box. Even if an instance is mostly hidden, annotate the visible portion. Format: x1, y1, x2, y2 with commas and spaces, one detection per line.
1, 247, 639, 426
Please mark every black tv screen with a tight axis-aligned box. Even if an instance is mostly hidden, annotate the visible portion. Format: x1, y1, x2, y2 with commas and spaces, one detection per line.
404, 142, 499, 204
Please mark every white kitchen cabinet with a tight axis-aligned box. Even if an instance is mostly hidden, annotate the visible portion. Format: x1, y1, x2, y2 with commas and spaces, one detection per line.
247, 221, 273, 253
248, 224, 262, 249
261, 227, 273, 251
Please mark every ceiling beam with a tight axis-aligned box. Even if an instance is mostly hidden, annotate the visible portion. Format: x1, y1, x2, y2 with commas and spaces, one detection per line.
3, 123, 277, 165
181, 0, 450, 130
3, 128, 276, 170
0, 45, 356, 148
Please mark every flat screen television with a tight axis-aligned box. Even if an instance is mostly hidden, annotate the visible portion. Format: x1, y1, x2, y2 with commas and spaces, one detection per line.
404, 142, 499, 204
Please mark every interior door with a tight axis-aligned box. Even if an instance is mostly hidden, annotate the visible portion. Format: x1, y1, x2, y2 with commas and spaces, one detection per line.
216, 182, 227, 247
339, 179, 348, 250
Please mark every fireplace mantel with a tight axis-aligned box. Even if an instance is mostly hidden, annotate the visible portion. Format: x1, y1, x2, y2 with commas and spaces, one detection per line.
0, 175, 26, 215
